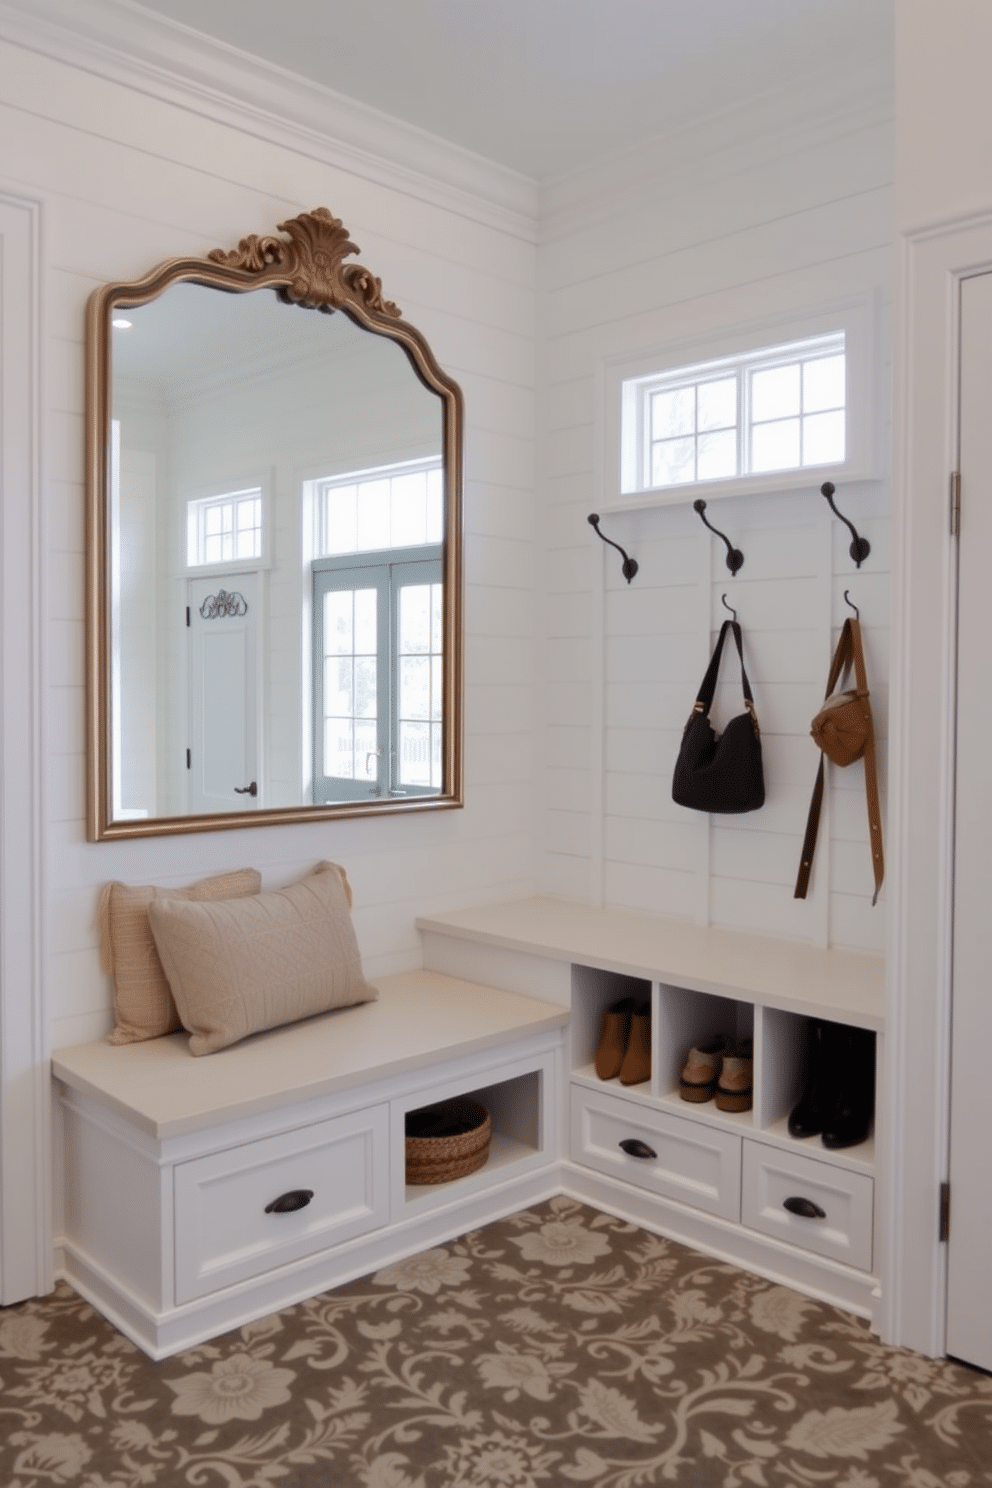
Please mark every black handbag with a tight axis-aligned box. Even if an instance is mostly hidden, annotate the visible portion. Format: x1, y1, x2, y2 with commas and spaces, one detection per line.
672, 619, 764, 814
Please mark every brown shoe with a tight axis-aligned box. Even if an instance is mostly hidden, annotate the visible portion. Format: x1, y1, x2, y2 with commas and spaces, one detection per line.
679, 1035, 730, 1102
595, 997, 635, 1079
715, 1040, 753, 1112
619, 1001, 651, 1085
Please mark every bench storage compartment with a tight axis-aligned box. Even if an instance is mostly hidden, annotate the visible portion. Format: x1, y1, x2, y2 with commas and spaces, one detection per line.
741, 1138, 874, 1272
174, 1103, 389, 1303
53, 970, 568, 1359
570, 1084, 742, 1221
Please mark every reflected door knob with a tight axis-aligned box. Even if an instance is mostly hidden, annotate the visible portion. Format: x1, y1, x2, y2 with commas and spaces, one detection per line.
234, 781, 258, 797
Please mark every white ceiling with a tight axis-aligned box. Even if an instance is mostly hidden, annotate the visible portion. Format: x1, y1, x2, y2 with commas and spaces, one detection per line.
129, 0, 894, 183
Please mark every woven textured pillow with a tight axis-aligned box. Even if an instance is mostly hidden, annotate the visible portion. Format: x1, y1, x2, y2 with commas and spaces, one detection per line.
146, 860, 377, 1056
100, 868, 262, 1045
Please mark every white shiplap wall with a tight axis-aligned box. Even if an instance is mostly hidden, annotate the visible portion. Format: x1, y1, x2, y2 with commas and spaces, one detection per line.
0, 34, 539, 1050
538, 82, 894, 954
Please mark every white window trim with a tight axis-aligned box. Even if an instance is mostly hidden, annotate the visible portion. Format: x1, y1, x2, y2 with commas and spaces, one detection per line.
179, 470, 273, 577
602, 294, 880, 511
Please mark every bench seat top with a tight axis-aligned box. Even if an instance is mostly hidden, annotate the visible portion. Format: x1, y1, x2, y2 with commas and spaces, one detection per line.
52, 970, 568, 1140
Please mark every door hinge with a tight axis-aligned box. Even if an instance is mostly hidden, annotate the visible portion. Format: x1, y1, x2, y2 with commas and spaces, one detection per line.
939, 1181, 951, 1243
186, 606, 190, 627
186, 749, 191, 770
950, 471, 961, 536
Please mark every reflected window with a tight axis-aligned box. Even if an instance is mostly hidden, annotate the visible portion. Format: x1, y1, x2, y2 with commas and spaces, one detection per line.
187, 487, 262, 567
396, 580, 444, 790
315, 458, 443, 556
313, 557, 442, 801
311, 458, 444, 803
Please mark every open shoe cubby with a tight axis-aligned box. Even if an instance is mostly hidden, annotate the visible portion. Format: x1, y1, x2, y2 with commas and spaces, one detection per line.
572, 965, 874, 1170
418, 897, 885, 1321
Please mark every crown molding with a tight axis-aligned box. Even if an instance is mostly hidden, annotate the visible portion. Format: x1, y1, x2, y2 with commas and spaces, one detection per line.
0, 0, 538, 243
539, 57, 894, 243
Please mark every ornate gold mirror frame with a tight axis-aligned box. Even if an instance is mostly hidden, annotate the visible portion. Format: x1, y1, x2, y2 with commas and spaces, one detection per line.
86, 208, 463, 839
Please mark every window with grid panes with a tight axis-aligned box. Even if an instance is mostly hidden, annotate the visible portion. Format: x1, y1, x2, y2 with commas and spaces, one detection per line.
187, 488, 262, 567
311, 459, 444, 802
628, 332, 845, 494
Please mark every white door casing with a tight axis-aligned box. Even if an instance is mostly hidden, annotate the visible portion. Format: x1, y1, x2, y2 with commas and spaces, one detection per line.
946, 269, 992, 1371
887, 210, 992, 1357
0, 191, 47, 1303
188, 572, 260, 811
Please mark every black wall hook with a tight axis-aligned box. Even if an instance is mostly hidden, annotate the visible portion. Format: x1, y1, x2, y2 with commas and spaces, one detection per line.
721, 594, 738, 622
821, 482, 870, 568
588, 514, 638, 583
844, 589, 860, 618
694, 499, 744, 575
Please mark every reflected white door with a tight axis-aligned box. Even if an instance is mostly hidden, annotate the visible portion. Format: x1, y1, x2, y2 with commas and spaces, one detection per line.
948, 271, 992, 1371
188, 572, 259, 812
114, 440, 157, 818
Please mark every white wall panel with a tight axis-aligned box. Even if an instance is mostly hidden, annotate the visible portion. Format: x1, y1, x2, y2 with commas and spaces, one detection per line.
0, 36, 539, 1055
538, 88, 893, 953
546, 249, 893, 379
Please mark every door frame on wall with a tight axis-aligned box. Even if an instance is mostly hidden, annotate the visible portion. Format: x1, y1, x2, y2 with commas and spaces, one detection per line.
945, 267, 992, 1372
0, 189, 48, 1303
886, 208, 992, 1356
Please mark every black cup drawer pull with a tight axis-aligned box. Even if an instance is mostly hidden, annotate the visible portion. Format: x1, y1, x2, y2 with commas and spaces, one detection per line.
783, 1195, 827, 1220
265, 1188, 314, 1215
619, 1138, 657, 1160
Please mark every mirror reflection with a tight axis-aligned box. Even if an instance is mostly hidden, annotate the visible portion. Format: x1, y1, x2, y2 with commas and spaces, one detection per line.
105, 268, 454, 829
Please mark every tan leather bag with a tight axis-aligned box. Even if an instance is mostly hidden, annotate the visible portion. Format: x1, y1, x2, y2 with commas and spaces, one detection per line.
811, 686, 871, 767
795, 617, 883, 904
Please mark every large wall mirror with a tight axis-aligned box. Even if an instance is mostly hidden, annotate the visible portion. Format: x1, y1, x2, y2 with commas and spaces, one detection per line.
86, 209, 463, 839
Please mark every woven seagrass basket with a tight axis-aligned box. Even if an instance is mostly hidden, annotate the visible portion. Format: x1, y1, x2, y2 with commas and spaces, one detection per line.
404, 1096, 491, 1185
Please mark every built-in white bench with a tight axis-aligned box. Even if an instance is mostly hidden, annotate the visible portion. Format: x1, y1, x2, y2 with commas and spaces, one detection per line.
417, 898, 886, 1328
53, 898, 887, 1359
53, 969, 569, 1359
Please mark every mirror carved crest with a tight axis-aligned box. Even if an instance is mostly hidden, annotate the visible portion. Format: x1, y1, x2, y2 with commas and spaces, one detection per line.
86, 208, 463, 840
207, 208, 401, 318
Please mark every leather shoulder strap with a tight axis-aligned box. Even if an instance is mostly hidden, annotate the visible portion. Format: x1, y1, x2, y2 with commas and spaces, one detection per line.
795, 621, 851, 899
824, 617, 854, 698
850, 618, 884, 904
795, 616, 884, 903
691, 619, 758, 723
692, 619, 732, 715
728, 620, 756, 709
794, 755, 825, 900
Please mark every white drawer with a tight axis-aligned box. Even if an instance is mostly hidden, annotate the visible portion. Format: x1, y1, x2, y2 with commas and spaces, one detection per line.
174, 1104, 389, 1303
741, 1140, 873, 1272
570, 1084, 741, 1221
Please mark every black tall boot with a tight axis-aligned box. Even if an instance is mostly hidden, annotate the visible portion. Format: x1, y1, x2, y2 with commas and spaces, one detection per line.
788, 1020, 842, 1138
822, 1026, 875, 1149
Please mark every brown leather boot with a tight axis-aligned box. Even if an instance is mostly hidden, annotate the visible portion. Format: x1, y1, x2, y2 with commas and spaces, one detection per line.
619, 1001, 652, 1085
715, 1039, 753, 1112
594, 997, 635, 1079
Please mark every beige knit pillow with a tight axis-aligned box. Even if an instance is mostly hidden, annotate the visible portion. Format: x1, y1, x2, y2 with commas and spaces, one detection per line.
100, 869, 262, 1045
146, 860, 377, 1056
